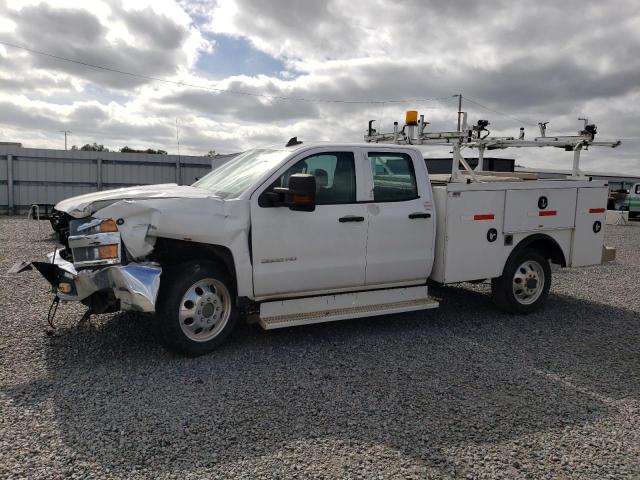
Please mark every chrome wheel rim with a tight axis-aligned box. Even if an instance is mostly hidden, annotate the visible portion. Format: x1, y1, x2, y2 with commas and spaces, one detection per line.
512, 260, 545, 305
178, 278, 231, 342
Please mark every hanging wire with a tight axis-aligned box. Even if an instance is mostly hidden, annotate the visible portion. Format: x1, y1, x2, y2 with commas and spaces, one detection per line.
0, 40, 455, 105
462, 95, 538, 127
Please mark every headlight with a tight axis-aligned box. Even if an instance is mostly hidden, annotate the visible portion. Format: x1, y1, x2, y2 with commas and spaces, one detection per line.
68, 218, 122, 267
72, 217, 119, 235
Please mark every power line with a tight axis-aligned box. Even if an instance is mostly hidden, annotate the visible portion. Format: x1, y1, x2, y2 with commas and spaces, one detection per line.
462, 95, 538, 127
0, 40, 455, 105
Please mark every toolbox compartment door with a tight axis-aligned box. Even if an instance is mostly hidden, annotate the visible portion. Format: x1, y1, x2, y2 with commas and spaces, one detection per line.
438, 190, 506, 283
503, 188, 577, 233
570, 187, 607, 267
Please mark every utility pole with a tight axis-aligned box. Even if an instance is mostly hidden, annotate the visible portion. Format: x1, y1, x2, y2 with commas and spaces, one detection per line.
60, 130, 71, 150
175, 118, 181, 158
456, 94, 463, 132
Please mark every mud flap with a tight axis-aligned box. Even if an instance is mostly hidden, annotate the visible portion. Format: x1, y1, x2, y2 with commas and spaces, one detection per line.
7, 261, 33, 274
32, 262, 65, 289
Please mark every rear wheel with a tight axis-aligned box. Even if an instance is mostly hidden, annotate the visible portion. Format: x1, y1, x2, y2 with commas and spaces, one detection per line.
491, 248, 551, 314
157, 261, 238, 355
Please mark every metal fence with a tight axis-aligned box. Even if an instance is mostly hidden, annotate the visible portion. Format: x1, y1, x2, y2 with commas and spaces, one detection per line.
0, 146, 233, 214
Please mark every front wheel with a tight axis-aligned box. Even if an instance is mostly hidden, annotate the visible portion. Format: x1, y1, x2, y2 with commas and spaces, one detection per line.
491, 249, 551, 314
156, 261, 238, 355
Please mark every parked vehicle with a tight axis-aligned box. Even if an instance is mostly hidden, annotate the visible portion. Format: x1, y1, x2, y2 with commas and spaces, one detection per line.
626, 183, 640, 217
11, 112, 619, 355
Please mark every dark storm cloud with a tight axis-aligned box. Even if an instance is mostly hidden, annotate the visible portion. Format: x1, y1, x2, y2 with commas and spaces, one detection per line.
69, 104, 110, 123
0, 101, 64, 132
161, 87, 320, 122
1, 3, 193, 89
213, 0, 360, 60
0, 100, 172, 143
112, 4, 190, 50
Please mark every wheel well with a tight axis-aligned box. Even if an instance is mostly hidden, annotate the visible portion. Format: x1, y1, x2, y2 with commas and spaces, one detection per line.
513, 234, 567, 268
152, 237, 236, 288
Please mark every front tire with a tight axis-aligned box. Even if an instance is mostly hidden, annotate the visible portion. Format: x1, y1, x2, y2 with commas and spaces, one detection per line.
156, 261, 238, 355
491, 248, 551, 314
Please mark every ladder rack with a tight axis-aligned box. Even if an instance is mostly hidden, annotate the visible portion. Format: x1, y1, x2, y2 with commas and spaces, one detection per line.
364, 111, 621, 182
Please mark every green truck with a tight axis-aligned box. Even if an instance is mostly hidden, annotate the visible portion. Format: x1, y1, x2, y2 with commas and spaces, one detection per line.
629, 183, 640, 218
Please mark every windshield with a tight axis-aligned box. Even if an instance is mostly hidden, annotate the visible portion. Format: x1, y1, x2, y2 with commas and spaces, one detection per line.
192, 149, 289, 198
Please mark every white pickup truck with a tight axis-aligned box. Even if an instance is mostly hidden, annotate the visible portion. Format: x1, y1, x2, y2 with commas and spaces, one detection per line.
13, 116, 618, 355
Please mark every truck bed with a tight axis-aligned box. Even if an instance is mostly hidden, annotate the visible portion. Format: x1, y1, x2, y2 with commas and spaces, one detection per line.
429, 177, 608, 284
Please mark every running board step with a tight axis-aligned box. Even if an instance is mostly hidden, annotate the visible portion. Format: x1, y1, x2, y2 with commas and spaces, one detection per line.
259, 286, 438, 330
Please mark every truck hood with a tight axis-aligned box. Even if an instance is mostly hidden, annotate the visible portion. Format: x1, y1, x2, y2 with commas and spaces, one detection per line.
55, 183, 216, 218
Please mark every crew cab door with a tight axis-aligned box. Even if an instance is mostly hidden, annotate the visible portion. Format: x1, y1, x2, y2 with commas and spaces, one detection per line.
363, 149, 435, 285
251, 148, 369, 298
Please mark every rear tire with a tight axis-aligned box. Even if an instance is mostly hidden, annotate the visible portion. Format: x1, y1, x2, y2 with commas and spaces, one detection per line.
491, 248, 551, 314
156, 261, 238, 356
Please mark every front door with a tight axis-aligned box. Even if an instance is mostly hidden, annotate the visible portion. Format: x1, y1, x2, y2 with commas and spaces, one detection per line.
363, 149, 435, 285
251, 149, 368, 297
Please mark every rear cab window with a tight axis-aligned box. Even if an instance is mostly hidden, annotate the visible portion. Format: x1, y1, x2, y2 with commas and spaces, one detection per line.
368, 152, 419, 202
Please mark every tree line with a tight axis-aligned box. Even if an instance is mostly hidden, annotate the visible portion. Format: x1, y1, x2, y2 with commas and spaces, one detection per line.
70, 142, 168, 155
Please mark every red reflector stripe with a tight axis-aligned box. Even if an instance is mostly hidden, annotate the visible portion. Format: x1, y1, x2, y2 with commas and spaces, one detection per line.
473, 214, 495, 221
539, 210, 557, 217
589, 207, 605, 214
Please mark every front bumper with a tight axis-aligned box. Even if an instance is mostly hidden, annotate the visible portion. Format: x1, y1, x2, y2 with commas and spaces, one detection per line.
10, 250, 162, 313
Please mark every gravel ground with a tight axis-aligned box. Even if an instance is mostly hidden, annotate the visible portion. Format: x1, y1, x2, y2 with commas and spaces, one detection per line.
0, 216, 639, 479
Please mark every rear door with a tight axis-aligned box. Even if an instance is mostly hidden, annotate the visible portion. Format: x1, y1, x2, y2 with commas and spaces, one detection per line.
363, 149, 435, 285
571, 187, 607, 267
250, 148, 370, 297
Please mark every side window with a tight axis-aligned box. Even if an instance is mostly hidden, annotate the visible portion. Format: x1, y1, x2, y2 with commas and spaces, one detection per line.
636, 184, 640, 194
266, 152, 356, 205
368, 152, 418, 202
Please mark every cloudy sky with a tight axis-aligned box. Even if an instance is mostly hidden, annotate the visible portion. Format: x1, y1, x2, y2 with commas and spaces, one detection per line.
0, 0, 639, 174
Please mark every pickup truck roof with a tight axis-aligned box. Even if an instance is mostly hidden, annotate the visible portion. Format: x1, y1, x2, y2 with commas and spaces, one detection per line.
280, 141, 423, 152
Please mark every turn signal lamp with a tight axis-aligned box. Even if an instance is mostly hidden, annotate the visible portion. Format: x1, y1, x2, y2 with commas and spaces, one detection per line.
98, 244, 119, 259
292, 194, 314, 205
99, 219, 119, 233
405, 110, 418, 126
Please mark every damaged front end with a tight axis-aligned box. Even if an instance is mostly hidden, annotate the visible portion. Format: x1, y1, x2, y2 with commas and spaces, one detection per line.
11, 215, 162, 314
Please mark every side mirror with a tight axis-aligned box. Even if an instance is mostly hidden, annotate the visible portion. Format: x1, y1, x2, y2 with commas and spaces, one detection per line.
274, 173, 316, 212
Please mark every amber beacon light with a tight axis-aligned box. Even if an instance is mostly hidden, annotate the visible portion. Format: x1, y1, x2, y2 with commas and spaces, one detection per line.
405, 110, 418, 126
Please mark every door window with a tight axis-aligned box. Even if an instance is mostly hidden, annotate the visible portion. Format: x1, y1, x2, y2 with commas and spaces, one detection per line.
265, 152, 356, 205
369, 152, 418, 202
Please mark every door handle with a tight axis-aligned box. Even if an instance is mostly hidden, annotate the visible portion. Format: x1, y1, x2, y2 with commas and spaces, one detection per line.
408, 212, 431, 219
339, 215, 365, 223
